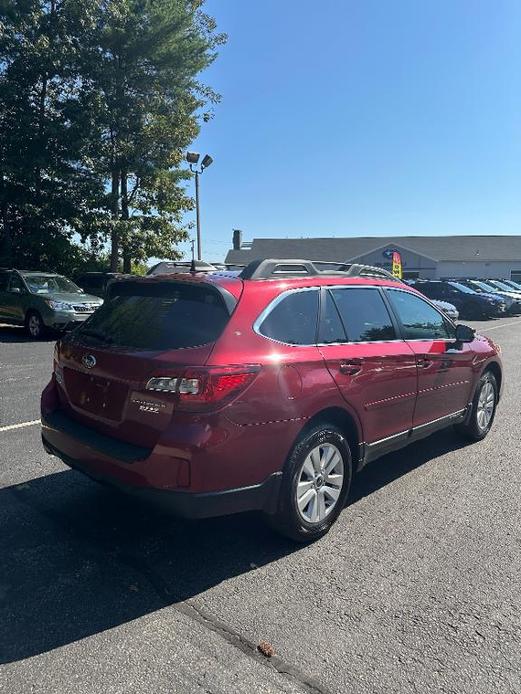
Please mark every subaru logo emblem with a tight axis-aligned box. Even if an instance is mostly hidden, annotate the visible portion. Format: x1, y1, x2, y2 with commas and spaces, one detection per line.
82, 354, 96, 369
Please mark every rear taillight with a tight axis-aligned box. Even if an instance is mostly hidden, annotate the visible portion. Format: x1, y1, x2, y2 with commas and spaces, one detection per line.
146, 366, 260, 411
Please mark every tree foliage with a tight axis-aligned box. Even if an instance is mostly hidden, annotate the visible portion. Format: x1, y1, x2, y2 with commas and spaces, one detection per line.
0, 0, 225, 273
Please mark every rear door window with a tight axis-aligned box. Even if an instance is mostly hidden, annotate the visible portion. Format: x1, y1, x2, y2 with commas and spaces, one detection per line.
258, 289, 319, 345
329, 287, 396, 342
9, 274, 25, 292
76, 282, 233, 350
319, 290, 347, 344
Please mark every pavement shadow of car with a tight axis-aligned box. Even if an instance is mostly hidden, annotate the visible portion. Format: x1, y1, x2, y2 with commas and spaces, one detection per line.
0, 429, 472, 665
350, 426, 471, 504
0, 324, 57, 344
0, 470, 298, 665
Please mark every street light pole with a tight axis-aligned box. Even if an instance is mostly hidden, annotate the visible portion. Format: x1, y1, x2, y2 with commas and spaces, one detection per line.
194, 169, 201, 260
186, 152, 213, 262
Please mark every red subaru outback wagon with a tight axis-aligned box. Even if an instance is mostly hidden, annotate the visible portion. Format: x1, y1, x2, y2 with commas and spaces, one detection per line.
41, 259, 502, 541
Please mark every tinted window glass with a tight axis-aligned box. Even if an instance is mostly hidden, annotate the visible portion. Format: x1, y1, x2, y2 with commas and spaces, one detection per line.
330, 288, 396, 342
0, 273, 9, 291
448, 281, 475, 294
259, 290, 319, 345
387, 289, 453, 340
417, 283, 445, 299
9, 274, 25, 292
473, 281, 497, 293
76, 282, 232, 350
80, 276, 103, 292
320, 291, 347, 343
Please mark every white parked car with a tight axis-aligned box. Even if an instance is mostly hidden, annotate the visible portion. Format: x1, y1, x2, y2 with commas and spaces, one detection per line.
431, 299, 459, 321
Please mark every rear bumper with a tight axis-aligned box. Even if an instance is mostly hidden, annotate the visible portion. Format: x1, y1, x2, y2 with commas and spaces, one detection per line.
40, 406, 283, 519
42, 433, 281, 518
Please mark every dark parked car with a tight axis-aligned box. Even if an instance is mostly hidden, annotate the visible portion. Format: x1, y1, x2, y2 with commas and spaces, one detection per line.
487, 279, 521, 299
457, 279, 521, 314
500, 279, 521, 292
42, 259, 502, 542
409, 280, 506, 319
75, 272, 128, 299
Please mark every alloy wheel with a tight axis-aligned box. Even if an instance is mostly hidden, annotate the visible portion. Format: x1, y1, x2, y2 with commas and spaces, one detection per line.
295, 443, 344, 524
476, 381, 495, 431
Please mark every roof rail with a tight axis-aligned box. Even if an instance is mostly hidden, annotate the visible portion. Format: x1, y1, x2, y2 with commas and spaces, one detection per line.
239, 258, 401, 281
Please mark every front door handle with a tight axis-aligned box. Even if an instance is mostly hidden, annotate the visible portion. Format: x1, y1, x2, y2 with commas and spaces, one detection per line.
416, 355, 433, 368
339, 359, 363, 376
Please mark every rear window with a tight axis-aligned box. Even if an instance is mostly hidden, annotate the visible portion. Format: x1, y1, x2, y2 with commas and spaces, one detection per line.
258, 289, 319, 345
75, 282, 232, 350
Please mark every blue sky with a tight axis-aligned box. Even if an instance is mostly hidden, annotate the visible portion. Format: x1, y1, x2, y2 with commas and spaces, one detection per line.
182, 0, 521, 261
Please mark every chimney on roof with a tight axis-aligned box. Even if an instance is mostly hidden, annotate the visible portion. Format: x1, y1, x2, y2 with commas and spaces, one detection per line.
232, 228, 243, 250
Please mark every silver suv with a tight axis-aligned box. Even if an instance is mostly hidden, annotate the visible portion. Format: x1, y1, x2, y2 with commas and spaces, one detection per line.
0, 270, 103, 338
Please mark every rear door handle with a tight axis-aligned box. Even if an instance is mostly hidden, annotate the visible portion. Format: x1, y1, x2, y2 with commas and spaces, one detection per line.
339, 359, 363, 375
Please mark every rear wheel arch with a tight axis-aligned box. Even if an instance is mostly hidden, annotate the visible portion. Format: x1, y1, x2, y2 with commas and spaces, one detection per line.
267, 419, 354, 541
297, 406, 362, 470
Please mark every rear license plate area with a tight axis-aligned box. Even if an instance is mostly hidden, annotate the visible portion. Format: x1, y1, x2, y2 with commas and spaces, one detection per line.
64, 368, 128, 421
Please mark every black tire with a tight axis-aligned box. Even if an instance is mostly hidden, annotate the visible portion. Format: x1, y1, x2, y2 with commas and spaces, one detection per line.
455, 371, 498, 441
25, 310, 45, 339
265, 424, 352, 543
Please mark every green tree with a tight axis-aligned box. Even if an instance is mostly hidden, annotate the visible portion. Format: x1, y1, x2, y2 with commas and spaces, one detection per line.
0, 0, 225, 273
81, 0, 226, 271
0, 0, 104, 270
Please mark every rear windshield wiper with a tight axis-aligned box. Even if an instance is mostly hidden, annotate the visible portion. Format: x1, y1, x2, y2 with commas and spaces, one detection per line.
79, 328, 114, 344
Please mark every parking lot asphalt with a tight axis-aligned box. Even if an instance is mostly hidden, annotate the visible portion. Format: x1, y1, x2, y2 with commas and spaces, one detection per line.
1, 318, 520, 694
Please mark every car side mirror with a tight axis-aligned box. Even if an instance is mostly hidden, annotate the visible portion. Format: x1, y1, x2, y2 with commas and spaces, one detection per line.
10, 287, 21, 294
455, 324, 475, 343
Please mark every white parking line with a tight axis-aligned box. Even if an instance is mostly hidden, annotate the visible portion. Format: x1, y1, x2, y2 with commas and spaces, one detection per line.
479, 319, 521, 332
0, 419, 40, 433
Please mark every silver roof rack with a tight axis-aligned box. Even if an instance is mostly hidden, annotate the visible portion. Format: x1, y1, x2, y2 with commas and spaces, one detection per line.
239, 258, 400, 281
